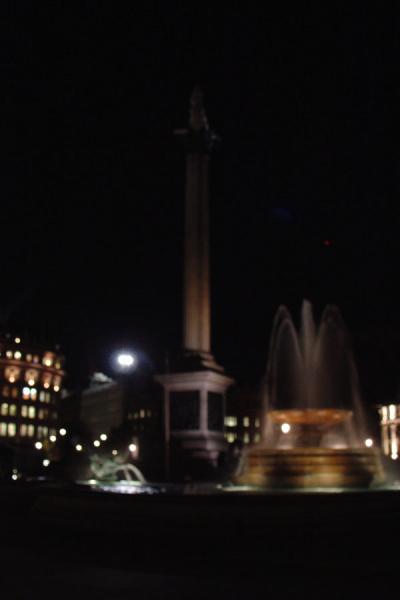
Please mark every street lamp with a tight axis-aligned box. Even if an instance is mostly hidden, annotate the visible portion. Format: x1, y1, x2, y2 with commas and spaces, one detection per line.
114, 351, 137, 371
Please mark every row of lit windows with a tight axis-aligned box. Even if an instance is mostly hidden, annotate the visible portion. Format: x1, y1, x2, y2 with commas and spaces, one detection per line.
225, 431, 261, 445
129, 409, 152, 420
379, 405, 400, 424
1, 403, 54, 420
224, 416, 261, 428
3, 367, 61, 390
2, 386, 53, 403
2, 350, 61, 369
0, 422, 56, 438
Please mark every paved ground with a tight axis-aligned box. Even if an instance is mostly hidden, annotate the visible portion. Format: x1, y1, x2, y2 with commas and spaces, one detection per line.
1, 482, 399, 598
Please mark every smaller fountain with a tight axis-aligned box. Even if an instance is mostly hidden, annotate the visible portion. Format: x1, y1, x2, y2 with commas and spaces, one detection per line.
236, 301, 385, 489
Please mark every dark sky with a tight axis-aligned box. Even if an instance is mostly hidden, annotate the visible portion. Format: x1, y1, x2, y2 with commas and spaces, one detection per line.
1, 4, 399, 400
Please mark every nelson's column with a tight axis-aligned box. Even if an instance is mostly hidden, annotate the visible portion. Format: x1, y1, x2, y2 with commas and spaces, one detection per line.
156, 88, 234, 480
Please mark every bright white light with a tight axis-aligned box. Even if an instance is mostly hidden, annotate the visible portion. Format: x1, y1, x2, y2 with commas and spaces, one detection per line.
14, 351, 22, 359
43, 459, 50, 467
54, 385, 60, 392
35, 442, 43, 450
12, 474, 18, 481
365, 438, 374, 448
93, 440, 100, 447
129, 443, 137, 453
100, 433, 107, 441
15, 337, 21, 344
44, 382, 50, 389
59, 428, 67, 436
9, 376, 15, 383
391, 454, 398, 461
281, 423, 291, 434
28, 379, 35, 386
112, 449, 118, 456
75, 444, 83, 452
50, 435, 57, 442
117, 353, 136, 368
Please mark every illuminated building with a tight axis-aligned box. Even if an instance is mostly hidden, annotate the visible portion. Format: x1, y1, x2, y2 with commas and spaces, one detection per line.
225, 387, 263, 447
378, 404, 400, 460
0, 334, 65, 453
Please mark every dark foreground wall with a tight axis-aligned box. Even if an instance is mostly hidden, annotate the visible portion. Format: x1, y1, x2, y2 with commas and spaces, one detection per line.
1, 482, 399, 599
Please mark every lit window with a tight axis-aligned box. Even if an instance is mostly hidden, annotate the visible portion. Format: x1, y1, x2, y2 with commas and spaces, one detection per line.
20, 424, 27, 437
1, 403, 8, 416
55, 361, 61, 369
43, 353, 54, 368
44, 382, 50, 389
25, 369, 38, 385
33, 355, 39, 364
38, 409, 44, 420
254, 433, 261, 443
226, 432, 236, 443
224, 416, 237, 427
26, 354, 32, 362
244, 432, 250, 444
255, 418, 260, 428
2, 386, 10, 397
11, 387, 18, 399
28, 424, 34, 437
6, 351, 12, 358
30, 388, 37, 401
14, 351, 22, 360
9, 404, 16, 417
389, 405, 397, 421
5, 366, 20, 383
54, 385, 60, 392
21, 406, 28, 417
39, 391, 46, 402
8, 423, 16, 437
0, 423, 7, 436
140, 409, 145, 418
22, 387, 30, 400
28, 406, 36, 419
243, 416, 250, 427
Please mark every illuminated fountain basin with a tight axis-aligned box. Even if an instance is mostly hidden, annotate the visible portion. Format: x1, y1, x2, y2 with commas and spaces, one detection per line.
236, 301, 385, 489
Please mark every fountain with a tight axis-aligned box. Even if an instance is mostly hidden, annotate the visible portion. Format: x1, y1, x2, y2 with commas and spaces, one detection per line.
236, 300, 385, 489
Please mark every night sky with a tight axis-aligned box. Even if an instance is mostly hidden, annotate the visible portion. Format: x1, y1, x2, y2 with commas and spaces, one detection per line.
1, 5, 399, 402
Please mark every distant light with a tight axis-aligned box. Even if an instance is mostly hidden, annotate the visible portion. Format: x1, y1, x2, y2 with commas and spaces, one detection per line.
54, 385, 60, 392
93, 440, 100, 447
9, 376, 15, 383
14, 351, 22, 359
112, 449, 118, 456
59, 428, 67, 436
14, 337, 21, 344
281, 423, 291, 434
89, 479, 97, 485
391, 454, 398, 461
75, 444, 83, 452
50, 435, 57, 442
28, 379, 35, 386
100, 433, 107, 441
117, 353, 136, 368
12, 474, 18, 481
365, 438, 374, 448
129, 443, 137, 453
44, 382, 50, 389
35, 442, 43, 450
43, 459, 50, 467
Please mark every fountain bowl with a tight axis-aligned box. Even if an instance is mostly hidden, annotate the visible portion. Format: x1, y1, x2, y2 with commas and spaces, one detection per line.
235, 445, 385, 489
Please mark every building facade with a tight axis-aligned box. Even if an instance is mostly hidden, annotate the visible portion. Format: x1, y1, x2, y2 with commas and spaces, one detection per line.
0, 334, 65, 452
